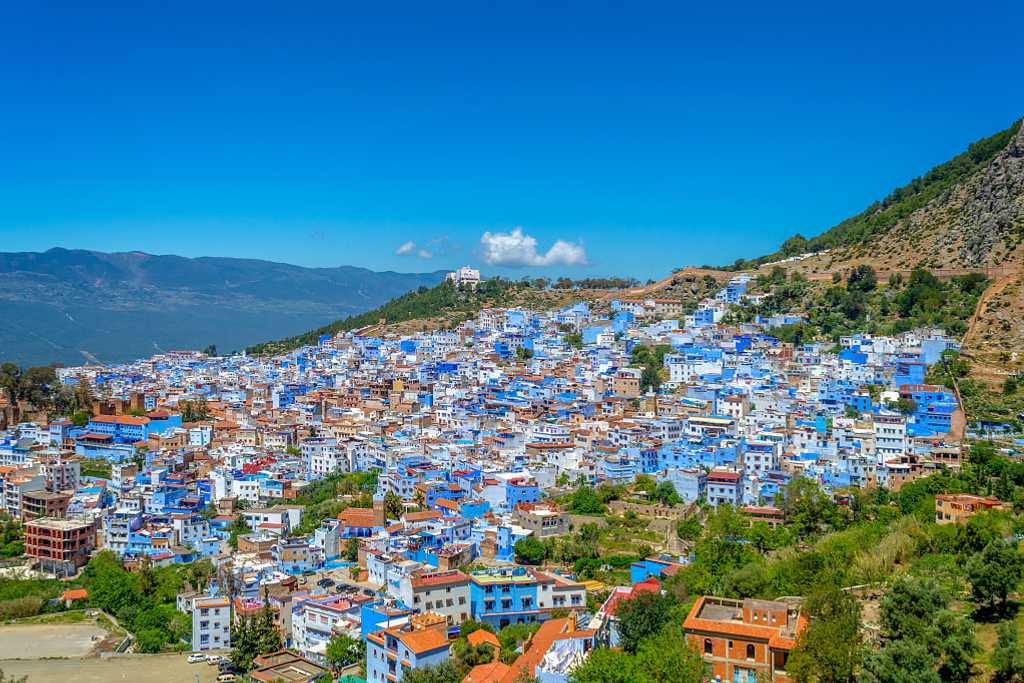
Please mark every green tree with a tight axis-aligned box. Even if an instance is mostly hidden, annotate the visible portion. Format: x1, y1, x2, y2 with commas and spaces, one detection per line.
615, 591, 676, 654
676, 516, 701, 542
179, 399, 210, 422
135, 627, 167, 653
344, 537, 360, 563
879, 577, 949, 643
230, 595, 281, 671
81, 551, 139, 615
846, 265, 878, 293
384, 492, 404, 520
966, 539, 1024, 615
400, 660, 462, 683
777, 477, 836, 540
788, 586, 862, 683
569, 647, 639, 683
451, 638, 496, 670
228, 515, 252, 550
325, 633, 364, 670
870, 576, 978, 682
653, 481, 681, 506
859, 638, 941, 683
640, 365, 662, 393
566, 485, 604, 514
633, 626, 704, 683
993, 620, 1024, 683
514, 536, 547, 565
569, 627, 702, 683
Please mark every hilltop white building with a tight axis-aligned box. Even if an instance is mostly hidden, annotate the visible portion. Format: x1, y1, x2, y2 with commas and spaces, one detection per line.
446, 266, 480, 288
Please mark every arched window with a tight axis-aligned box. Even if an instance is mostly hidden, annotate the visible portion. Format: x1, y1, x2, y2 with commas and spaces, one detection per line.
746, 643, 756, 659
704, 639, 713, 654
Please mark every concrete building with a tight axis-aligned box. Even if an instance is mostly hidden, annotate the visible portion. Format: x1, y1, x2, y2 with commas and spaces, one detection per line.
191, 595, 231, 652
366, 613, 450, 683
399, 569, 471, 626
683, 596, 806, 683
935, 494, 1011, 525
24, 517, 96, 577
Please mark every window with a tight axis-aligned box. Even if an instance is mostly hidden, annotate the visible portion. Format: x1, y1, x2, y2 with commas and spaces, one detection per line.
704, 639, 713, 654
746, 644, 755, 660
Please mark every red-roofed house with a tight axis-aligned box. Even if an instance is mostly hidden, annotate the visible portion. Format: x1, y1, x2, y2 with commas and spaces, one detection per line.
683, 595, 807, 683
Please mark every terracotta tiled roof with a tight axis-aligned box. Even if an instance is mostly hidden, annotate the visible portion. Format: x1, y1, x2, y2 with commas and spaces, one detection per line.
90, 415, 150, 426
395, 627, 449, 655
403, 510, 442, 522
466, 629, 500, 649
61, 589, 88, 601
338, 508, 377, 527
463, 661, 511, 683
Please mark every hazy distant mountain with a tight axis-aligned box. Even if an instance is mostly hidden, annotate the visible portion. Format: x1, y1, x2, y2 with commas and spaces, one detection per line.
0, 248, 444, 366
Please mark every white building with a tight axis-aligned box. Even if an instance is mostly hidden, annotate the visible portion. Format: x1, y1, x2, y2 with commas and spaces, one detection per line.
445, 266, 481, 288
398, 570, 472, 626
191, 596, 231, 652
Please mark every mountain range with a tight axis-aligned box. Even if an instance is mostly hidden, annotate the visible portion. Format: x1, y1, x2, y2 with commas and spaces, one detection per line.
0, 249, 444, 366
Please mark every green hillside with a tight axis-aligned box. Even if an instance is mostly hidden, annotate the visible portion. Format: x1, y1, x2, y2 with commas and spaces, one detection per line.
245, 278, 518, 355
725, 118, 1022, 270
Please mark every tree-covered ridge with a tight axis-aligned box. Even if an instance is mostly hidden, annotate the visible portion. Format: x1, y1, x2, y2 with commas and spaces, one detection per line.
727, 265, 989, 343
245, 276, 643, 355
245, 279, 519, 355
725, 118, 1022, 271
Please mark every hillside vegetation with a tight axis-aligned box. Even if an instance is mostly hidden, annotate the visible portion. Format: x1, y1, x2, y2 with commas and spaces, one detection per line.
729, 265, 991, 343
726, 118, 1023, 271
247, 278, 633, 355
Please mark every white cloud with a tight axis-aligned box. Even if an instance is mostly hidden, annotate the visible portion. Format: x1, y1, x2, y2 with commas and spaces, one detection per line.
416, 248, 433, 259
395, 240, 416, 256
479, 227, 588, 267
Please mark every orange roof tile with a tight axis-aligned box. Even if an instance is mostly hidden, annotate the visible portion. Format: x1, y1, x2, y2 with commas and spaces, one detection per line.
394, 627, 449, 655
467, 630, 500, 649
463, 661, 511, 683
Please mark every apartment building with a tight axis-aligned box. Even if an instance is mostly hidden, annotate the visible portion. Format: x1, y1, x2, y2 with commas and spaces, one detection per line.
21, 490, 70, 520
398, 569, 471, 626
683, 596, 806, 683
366, 613, 450, 683
468, 567, 586, 629
192, 595, 232, 652
512, 502, 569, 538
24, 517, 96, 577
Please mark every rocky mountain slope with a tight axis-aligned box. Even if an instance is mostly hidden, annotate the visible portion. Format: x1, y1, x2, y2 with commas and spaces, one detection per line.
0, 249, 443, 366
752, 118, 1024, 276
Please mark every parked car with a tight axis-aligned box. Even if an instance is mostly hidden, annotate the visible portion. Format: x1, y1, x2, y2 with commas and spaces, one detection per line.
217, 674, 237, 682
207, 654, 225, 665
187, 653, 206, 664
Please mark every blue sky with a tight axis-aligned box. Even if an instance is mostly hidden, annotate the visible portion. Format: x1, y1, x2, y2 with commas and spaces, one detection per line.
1, 2, 1022, 280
